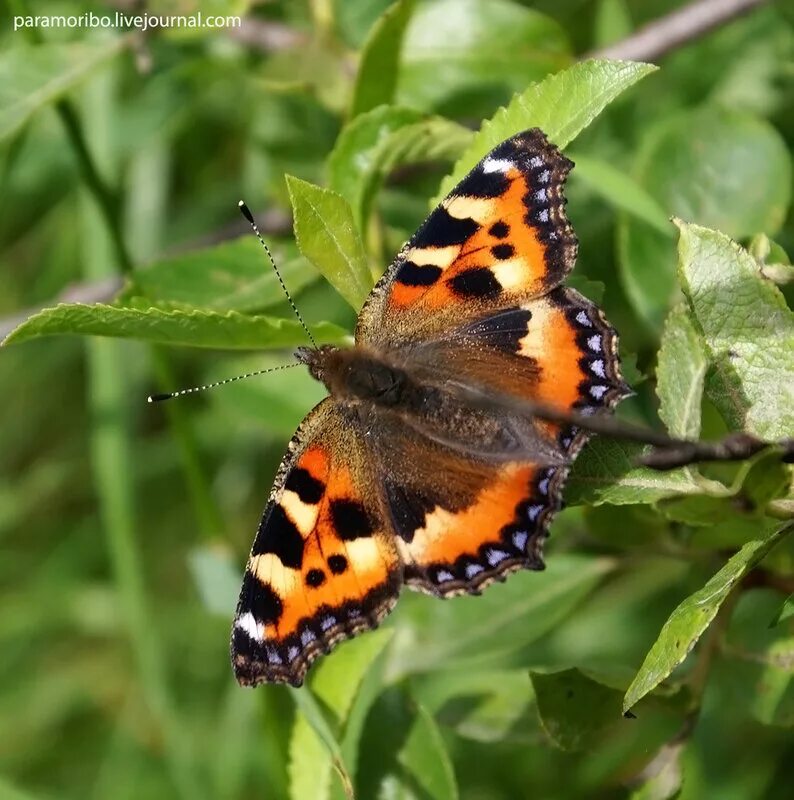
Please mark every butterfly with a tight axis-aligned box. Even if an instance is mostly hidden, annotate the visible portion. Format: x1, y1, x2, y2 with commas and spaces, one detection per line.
231, 128, 629, 687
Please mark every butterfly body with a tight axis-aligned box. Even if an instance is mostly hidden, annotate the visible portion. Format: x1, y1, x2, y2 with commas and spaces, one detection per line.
232, 129, 629, 687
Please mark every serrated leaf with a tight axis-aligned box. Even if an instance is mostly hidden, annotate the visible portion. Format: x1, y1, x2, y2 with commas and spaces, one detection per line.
328, 106, 472, 229
1, 303, 346, 350
566, 439, 703, 506
400, 0, 571, 115
0, 39, 127, 142
623, 523, 793, 713
676, 220, 794, 440
289, 630, 393, 800
119, 237, 318, 313
656, 304, 708, 440
396, 704, 458, 800
531, 668, 626, 751
286, 175, 373, 309
619, 107, 792, 331
350, 0, 416, 117
434, 59, 656, 204
570, 152, 672, 236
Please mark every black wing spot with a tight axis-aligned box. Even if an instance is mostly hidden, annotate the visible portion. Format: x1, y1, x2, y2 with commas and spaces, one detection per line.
251, 504, 304, 569
305, 568, 325, 588
328, 554, 348, 574
331, 499, 374, 540
285, 467, 324, 504
240, 571, 283, 624
489, 221, 510, 239
454, 168, 510, 199
466, 307, 532, 352
396, 261, 443, 287
448, 267, 502, 299
418, 207, 479, 247
385, 481, 435, 543
491, 243, 515, 260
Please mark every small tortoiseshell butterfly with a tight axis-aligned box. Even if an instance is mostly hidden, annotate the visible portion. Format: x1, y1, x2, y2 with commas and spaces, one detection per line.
231, 129, 629, 687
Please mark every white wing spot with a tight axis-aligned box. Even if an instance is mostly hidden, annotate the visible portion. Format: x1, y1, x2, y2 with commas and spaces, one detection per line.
590, 385, 608, 400
534, 189, 547, 202
513, 530, 529, 551
465, 563, 485, 579
436, 570, 454, 582
482, 157, 514, 174
527, 504, 544, 522
538, 478, 550, 496
538, 169, 551, 184
529, 156, 543, 168
537, 209, 549, 223
590, 359, 606, 379
287, 646, 300, 662
300, 629, 316, 646
321, 615, 336, 631
587, 334, 602, 352
576, 310, 592, 327
487, 549, 510, 566
235, 612, 263, 641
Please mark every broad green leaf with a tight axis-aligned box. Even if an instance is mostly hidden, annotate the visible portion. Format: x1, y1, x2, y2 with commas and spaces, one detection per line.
328, 106, 472, 229
400, 0, 570, 115
1, 303, 346, 350
118, 237, 318, 313
721, 590, 794, 727
434, 59, 656, 204
286, 175, 373, 309
619, 108, 792, 331
623, 523, 793, 712
350, 0, 416, 117
289, 630, 393, 800
566, 440, 703, 506
387, 555, 614, 677
0, 39, 127, 142
570, 152, 671, 236
656, 304, 707, 440
396, 704, 459, 800
676, 220, 794, 440
531, 668, 626, 751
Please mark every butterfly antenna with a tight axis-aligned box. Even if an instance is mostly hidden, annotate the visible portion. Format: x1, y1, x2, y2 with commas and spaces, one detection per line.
238, 200, 317, 349
148, 363, 300, 403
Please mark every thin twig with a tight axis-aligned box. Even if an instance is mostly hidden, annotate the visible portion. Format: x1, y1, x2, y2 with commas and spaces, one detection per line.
227, 18, 309, 52
588, 0, 770, 62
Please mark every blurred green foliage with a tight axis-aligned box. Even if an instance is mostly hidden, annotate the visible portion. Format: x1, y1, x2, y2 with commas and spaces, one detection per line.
1, 1, 793, 799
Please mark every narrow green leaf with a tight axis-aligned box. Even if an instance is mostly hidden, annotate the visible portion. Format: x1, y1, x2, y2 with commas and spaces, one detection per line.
328, 106, 472, 229
531, 668, 626, 751
119, 237, 318, 313
0, 39, 128, 142
434, 59, 656, 204
676, 220, 794, 440
397, 704, 459, 800
566, 439, 703, 506
570, 152, 671, 236
350, 0, 416, 117
1, 303, 346, 350
289, 630, 393, 800
656, 304, 708, 440
770, 594, 794, 628
623, 523, 793, 713
286, 175, 373, 309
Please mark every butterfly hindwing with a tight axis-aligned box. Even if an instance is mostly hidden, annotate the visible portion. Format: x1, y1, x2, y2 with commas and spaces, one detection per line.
231, 400, 402, 687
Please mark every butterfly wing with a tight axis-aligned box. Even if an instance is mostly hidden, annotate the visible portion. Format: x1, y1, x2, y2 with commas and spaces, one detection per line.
357, 128, 577, 345
231, 399, 402, 687
354, 128, 627, 596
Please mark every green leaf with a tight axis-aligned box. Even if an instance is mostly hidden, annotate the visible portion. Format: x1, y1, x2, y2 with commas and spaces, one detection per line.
569, 152, 671, 236
328, 106, 472, 229
676, 220, 794, 440
388, 555, 614, 676
619, 107, 792, 331
289, 630, 393, 800
119, 237, 318, 313
0, 39, 127, 142
566, 439, 703, 506
286, 175, 373, 309
350, 0, 416, 117
623, 523, 793, 713
396, 704, 459, 800
721, 590, 794, 727
187, 543, 241, 618
1, 303, 347, 350
629, 742, 684, 800
770, 594, 794, 628
656, 304, 708, 440
434, 59, 656, 204
531, 668, 626, 751
593, 0, 633, 48
400, 0, 571, 115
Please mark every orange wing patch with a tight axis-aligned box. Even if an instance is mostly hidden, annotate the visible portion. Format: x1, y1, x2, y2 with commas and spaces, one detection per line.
231, 403, 402, 687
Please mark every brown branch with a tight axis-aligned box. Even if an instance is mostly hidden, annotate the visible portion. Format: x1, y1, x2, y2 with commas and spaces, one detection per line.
587, 0, 770, 62
227, 18, 308, 52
